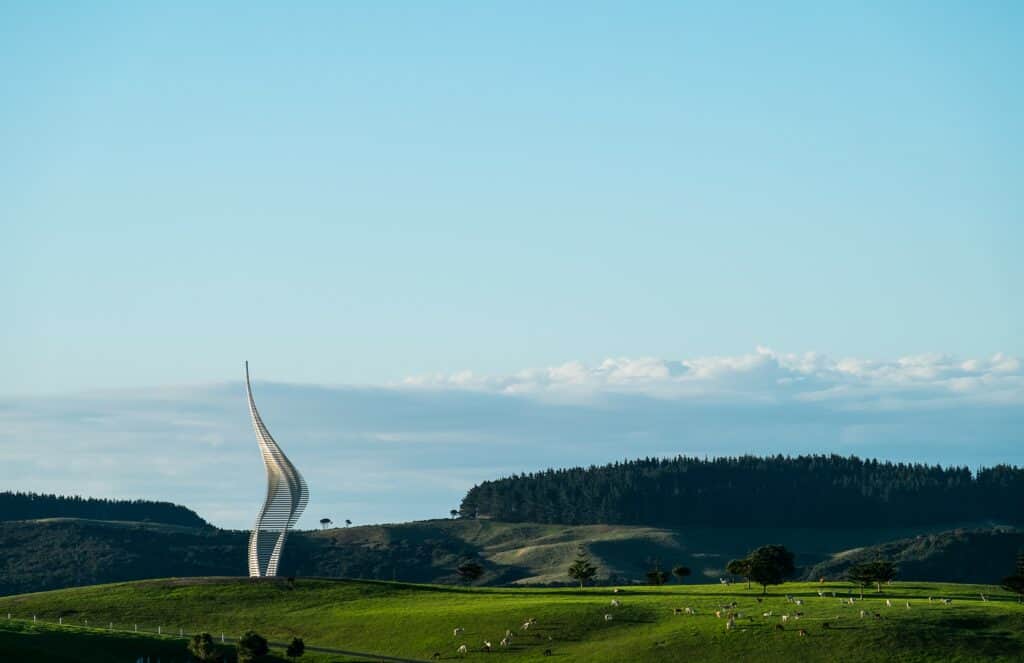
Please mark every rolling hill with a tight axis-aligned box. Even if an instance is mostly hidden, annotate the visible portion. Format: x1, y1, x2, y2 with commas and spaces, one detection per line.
3, 516, 1019, 596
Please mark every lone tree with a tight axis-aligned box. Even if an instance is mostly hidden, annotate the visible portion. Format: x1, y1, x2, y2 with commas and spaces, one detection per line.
456, 559, 484, 584
237, 631, 269, 663
847, 560, 897, 597
727, 558, 753, 589
672, 565, 692, 584
345, 519, 352, 527
746, 545, 796, 594
567, 546, 599, 590
450, 509, 459, 519
1001, 550, 1024, 600
646, 560, 669, 586
319, 518, 332, 530
187, 632, 218, 662
286, 637, 305, 660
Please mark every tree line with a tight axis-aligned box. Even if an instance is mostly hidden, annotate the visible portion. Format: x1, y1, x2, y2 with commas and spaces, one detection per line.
459, 454, 1024, 528
0, 491, 208, 527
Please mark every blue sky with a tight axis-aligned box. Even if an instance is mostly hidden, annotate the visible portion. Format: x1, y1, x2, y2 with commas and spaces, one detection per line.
1, 3, 1021, 526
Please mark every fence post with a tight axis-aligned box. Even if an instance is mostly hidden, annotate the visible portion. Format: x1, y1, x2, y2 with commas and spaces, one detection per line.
59, 617, 62, 625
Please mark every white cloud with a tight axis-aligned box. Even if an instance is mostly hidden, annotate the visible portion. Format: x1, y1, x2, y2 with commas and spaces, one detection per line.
400, 347, 1023, 408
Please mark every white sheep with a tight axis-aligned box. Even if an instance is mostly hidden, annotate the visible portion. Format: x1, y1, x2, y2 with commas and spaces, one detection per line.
482, 640, 492, 652
885, 599, 893, 608
453, 627, 465, 637
859, 609, 866, 619
610, 599, 621, 607
781, 615, 789, 623
795, 599, 804, 606
457, 644, 468, 655
500, 637, 510, 648
604, 613, 614, 621
521, 621, 531, 631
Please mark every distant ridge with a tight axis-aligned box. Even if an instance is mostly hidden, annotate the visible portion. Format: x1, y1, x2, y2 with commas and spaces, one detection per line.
459, 454, 1024, 528
0, 491, 208, 528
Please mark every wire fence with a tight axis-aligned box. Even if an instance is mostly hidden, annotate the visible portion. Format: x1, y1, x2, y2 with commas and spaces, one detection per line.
3, 612, 430, 662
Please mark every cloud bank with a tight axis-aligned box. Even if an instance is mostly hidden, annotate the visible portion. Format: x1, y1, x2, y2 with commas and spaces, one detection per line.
403, 347, 1023, 407
0, 349, 1020, 530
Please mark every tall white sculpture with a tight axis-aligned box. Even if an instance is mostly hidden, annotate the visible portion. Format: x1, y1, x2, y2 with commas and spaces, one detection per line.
245, 361, 309, 577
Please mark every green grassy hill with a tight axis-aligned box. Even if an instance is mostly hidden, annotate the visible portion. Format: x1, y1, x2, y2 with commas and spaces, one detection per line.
3, 517, 1019, 596
1, 577, 1022, 662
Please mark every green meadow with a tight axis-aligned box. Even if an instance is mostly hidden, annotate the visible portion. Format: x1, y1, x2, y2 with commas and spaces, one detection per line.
1, 578, 1022, 662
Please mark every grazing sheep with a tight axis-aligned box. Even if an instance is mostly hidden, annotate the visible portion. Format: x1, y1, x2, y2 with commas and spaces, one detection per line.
763, 611, 773, 617
604, 613, 614, 621
817, 590, 824, 597
885, 599, 893, 608
831, 591, 836, 598
458, 644, 468, 655
521, 621, 531, 631
453, 627, 465, 637
941, 598, 952, 605
981, 594, 989, 602
715, 610, 722, 619
482, 640, 492, 652
673, 608, 683, 615
685, 607, 695, 615
613, 588, 621, 593
500, 637, 510, 648
905, 601, 911, 609
726, 618, 736, 631
928, 596, 933, 602
611, 599, 621, 607
848, 598, 855, 605
505, 630, 513, 639
795, 599, 804, 606
859, 609, 867, 619
798, 629, 808, 637
781, 615, 790, 623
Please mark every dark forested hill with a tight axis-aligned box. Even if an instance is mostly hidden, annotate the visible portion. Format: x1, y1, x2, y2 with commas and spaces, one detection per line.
459, 454, 1024, 528
0, 492, 208, 528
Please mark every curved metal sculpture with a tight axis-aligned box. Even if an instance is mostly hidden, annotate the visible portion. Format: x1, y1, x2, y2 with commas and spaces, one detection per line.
245, 361, 309, 577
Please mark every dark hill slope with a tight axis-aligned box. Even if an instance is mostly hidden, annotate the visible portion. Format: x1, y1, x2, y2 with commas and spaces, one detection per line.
804, 527, 1024, 584
0, 491, 207, 527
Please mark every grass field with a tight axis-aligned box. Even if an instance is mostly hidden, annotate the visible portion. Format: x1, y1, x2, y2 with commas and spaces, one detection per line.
1, 577, 1022, 662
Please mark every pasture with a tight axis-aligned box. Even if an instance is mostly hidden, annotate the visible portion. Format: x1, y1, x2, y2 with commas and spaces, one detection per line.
0, 578, 1021, 662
